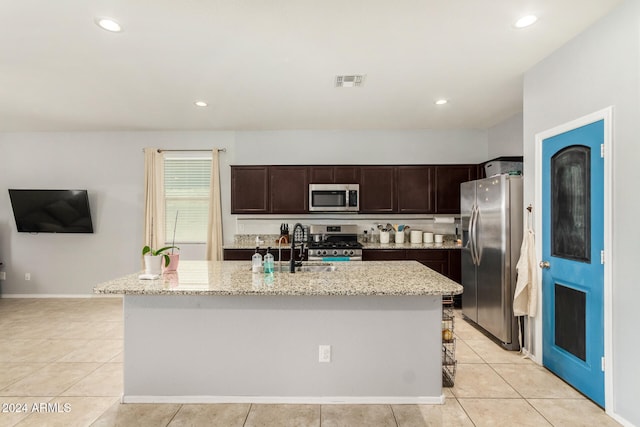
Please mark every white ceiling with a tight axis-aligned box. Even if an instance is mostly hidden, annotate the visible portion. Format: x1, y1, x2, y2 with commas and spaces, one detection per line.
0, 0, 622, 132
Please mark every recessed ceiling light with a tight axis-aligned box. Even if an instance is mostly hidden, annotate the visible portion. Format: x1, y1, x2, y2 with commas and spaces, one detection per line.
95, 17, 122, 32
194, 101, 208, 107
435, 99, 448, 105
514, 15, 538, 29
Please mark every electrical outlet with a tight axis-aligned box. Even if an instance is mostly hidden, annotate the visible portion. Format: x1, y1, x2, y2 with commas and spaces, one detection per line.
319, 345, 331, 363
0, 272, 6, 280
25, 273, 31, 281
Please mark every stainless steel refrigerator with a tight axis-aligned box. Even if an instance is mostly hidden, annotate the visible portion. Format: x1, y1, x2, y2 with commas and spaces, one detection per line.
460, 175, 523, 350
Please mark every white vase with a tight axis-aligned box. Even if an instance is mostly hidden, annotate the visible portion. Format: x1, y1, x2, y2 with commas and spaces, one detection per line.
144, 254, 163, 275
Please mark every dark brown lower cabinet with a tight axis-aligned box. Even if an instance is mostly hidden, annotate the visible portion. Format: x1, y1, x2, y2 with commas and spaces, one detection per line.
411, 249, 449, 276
362, 249, 405, 261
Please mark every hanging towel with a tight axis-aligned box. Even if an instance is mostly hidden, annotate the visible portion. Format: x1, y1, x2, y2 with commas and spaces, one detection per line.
514, 229, 538, 317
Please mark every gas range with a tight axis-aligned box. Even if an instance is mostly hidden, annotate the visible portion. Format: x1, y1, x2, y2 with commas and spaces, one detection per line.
307, 224, 363, 261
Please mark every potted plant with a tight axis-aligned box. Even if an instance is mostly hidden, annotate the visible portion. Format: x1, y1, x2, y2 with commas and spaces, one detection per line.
142, 245, 179, 275
142, 212, 180, 275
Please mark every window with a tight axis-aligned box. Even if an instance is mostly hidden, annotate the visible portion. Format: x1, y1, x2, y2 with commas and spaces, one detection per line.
164, 155, 211, 244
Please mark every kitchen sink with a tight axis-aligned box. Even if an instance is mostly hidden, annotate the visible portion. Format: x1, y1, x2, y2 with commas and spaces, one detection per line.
295, 265, 337, 272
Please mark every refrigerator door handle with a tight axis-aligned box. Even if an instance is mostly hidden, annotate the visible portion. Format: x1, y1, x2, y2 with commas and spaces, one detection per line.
473, 204, 481, 266
469, 204, 479, 266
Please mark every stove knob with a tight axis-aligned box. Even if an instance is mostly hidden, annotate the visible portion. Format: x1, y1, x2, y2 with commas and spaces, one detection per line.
321, 250, 327, 256
332, 250, 338, 256
343, 250, 349, 256
349, 250, 355, 256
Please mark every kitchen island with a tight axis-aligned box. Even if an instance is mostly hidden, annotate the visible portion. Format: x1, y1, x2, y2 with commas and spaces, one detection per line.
94, 260, 462, 404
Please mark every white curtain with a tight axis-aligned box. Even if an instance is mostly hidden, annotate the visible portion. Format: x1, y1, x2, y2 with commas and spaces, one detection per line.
143, 147, 165, 251
206, 149, 223, 261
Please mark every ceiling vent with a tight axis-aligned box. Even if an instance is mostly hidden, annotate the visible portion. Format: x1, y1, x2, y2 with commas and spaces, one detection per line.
335, 75, 365, 88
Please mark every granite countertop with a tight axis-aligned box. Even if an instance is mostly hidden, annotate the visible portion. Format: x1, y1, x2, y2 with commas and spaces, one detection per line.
223, 241, 462, 250
94, 260, 463, 297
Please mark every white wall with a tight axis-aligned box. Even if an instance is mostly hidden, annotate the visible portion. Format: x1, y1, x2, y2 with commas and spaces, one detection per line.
235, 130, 488, 165
523, 0, 639, 424
487, 113, 523, 159
0, 132, 235, 295
0, 129, 488, 295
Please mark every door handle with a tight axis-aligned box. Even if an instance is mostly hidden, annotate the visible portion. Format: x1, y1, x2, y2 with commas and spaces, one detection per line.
472, 205, 480, 266
469, 205, 478, 266
539, 261, 550, 269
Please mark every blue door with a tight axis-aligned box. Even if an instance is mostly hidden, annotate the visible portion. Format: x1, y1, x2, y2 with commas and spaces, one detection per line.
541, 120, 605, 406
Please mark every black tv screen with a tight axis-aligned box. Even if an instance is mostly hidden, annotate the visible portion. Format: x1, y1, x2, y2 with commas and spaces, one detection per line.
8, 189, 94, 233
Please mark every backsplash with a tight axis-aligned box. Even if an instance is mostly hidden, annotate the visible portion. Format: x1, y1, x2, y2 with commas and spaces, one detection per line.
233, 216, 461, 245
233, 232, 459, 246
235, 216, 460, 237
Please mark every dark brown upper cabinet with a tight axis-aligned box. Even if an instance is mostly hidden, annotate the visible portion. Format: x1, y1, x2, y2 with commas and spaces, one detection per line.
269, 166, 309, 214
231, 166, 269, 213
397, 166, 434, 213
232, 163, 478, 215
435, 165, 477, 214
309, 166, 360, 184
334, 166, 360, 183
359, 166, 396, 213
309, 167, 334, 184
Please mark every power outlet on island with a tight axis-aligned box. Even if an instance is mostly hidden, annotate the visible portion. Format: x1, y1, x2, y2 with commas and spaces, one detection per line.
318, 345, 331, 363
0, 272, 6, 281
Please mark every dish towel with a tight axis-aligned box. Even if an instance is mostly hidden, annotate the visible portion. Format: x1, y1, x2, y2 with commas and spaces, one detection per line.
514, 228, 538, 354
514, 229, 538, 317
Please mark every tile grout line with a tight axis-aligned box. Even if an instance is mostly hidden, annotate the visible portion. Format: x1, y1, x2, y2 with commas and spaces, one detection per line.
164, 404, 182, 427
388, 403, 399, 427
452, 395, 479, 427
484, 360, 557, 426
53, 361, 108, 397
242, 403, 253, 427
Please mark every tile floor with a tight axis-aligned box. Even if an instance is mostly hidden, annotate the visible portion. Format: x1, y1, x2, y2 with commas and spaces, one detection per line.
0, 298, 620, 426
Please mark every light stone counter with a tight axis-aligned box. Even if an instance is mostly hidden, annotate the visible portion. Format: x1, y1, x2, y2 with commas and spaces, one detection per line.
93, 260, 462, 296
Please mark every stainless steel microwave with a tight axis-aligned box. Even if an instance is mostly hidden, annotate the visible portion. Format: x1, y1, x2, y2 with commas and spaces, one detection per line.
309, 184, 359, 212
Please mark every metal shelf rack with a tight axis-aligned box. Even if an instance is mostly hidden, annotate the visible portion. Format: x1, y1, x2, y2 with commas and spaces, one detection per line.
442, 295, 457, 387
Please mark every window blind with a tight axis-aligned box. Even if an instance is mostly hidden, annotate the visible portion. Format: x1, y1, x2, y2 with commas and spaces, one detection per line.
164, 157, 212, 244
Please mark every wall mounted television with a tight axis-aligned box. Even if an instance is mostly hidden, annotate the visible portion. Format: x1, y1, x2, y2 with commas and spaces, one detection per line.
8, 189, 94, 233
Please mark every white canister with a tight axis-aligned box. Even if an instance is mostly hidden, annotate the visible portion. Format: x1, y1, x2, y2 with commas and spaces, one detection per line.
423, 232, 434, 243
395, 231, 405, 244
434, 234, 444, 243
410, 230, 423, 244
380, 231, 390, 244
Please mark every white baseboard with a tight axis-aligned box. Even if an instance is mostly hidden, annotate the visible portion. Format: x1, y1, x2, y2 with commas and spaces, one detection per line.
0, 294, 122, 299
607, 411, 634, 427
121, 395, 446, 405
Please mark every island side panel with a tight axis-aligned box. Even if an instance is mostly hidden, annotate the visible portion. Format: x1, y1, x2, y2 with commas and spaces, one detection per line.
123, 294, 442, 403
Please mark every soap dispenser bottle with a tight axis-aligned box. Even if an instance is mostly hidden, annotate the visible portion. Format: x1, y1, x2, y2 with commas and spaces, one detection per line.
263, 247, 274, 274
251, 247, 263, 273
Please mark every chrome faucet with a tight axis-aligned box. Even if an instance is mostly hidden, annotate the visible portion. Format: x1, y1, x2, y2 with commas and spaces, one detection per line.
290, 223, 306, 273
